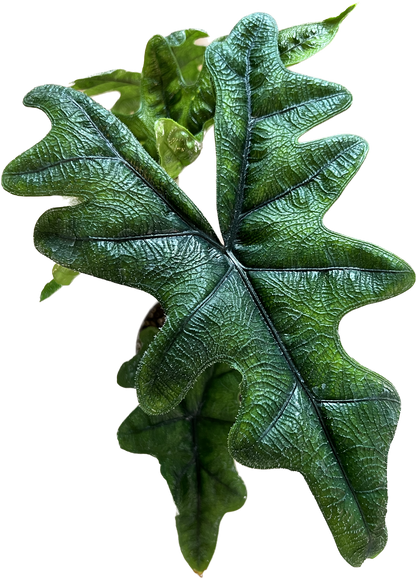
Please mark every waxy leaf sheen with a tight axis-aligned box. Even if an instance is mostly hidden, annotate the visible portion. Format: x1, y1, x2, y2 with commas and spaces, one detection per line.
72, 7, 354, 161
2, 11, 414, 569
69, 7, 354, 230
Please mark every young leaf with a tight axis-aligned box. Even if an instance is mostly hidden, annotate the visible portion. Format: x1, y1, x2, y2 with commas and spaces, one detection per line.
155, 118, 202, 179
72, 29, 212, 161
118, 324, 246, 575
68, 66, 143, 116
2, 12, 414, 569
72, 29, 207, 117
36, 263, 82, 305
165, 28, 208, 84
73, 8, 353, 158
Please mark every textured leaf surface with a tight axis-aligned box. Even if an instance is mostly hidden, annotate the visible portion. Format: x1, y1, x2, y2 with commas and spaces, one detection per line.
73, 11, 352, 159
2, 12, 414, 568
72, 28, 207, 120
278, 4, 356, 67
81, 29, 212, 161
118, 325, 246, 574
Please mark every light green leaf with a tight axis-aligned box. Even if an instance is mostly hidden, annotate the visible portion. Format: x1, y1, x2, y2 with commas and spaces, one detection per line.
155, 118, 202, 180
68, 66, 142, 115
165, 28, 208, 84
73, 9, 353, 161
40, 264, 79, 301
278, 4, 356, 67
72, 29, 213, 161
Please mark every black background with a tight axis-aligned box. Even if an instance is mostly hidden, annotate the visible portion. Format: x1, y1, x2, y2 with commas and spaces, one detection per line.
0, 1, 415, 577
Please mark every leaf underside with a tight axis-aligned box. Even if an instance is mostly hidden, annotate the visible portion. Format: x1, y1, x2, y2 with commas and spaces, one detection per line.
118, 326, 246, 574
3, 10, 414, 569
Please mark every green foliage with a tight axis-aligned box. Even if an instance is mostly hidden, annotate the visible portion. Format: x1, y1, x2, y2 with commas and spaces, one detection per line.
17, 0, 362, 305
2, 7, 414, 573
118, 326, 246, 575
278, 4, 356, 67
73, 28, 212, 161
155, 118, 202, 179
37, 263, 81, 305
68, 0, 362, 173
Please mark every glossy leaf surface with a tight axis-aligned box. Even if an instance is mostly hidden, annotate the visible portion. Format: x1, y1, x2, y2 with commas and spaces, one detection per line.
278, 4, 356, 67
155, 118, 202, 179
118, 326, 246, 575
2, 12, 414, 568
73, 9, 353, 159
41, 7, 353, 301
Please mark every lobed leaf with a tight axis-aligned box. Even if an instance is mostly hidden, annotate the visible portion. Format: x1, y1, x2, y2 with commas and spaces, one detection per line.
72, 29, 213, 161
165, 28, 208, 84
2, 11, 414, 569
72, 69, 142, 115
118, 324, 246, 574
40, 264, 79, 301
73, 8, 353, 160
278, 4, 356, 67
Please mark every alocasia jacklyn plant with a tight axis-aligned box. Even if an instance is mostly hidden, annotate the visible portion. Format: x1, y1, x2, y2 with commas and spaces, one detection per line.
2, 5, 414, 575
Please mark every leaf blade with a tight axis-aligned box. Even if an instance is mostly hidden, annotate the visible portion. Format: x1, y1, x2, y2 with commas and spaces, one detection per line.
72, 29, 214, 162
201, 12, 414, 565
3, 11, 414, 570
118, 326, 246, 574
278, 4, 356, 67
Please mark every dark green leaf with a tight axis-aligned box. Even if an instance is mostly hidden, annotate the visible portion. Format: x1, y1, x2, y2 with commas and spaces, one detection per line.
3, 12, 414, 568
118, 325, 246, 574
72, 9, 353, 162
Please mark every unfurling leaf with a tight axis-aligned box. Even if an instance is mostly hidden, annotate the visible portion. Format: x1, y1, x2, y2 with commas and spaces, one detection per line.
155, 119, 202, 179
73, 28, 213, 161
3, 10, 414, 571
36, 263, 82, 305
73, 8, 353, 160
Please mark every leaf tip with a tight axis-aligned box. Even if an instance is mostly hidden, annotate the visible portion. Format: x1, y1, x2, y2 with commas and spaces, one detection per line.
324, 4, 357, 26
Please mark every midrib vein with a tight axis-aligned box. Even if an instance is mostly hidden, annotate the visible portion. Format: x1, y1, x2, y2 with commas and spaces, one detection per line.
224, 34, 256, 250
228, 253, 371, 536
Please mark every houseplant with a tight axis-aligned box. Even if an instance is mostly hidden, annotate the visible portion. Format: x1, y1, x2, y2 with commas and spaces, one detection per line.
2, 3, 414, 573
